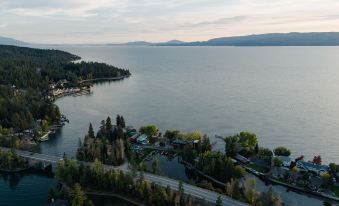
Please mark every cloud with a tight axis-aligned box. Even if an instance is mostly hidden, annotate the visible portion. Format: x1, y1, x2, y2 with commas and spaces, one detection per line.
1, 0, 339, 43
181, 16, 249, 28
4, 0, 126, 17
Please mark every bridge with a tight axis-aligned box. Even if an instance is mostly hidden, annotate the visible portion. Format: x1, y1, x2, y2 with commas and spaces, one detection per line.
0, 147, 247, 206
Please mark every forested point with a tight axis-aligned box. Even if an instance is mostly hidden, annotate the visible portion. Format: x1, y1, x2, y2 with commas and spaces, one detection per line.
0, 45, 131, 148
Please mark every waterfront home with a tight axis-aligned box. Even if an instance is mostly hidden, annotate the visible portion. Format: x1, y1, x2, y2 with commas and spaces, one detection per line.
278, 156, 292, 167
137, 134, 149, 145
128, 133, 139, 143
297, 161, 329, 175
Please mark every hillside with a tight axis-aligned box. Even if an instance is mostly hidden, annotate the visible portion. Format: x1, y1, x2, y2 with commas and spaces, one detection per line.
0, 45, 130, 135
182, 32, 339, 46
0, 36, 27, 46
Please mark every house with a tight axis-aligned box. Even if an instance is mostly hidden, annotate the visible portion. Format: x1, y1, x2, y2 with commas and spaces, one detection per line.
127, 130, 138, 138
297, 161, 329, 175
137, 134, 148, 145
278, 156, 292, 168
129, 133, 139, 143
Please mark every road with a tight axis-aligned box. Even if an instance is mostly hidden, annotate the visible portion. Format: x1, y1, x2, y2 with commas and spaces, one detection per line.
0, 147, 247, 206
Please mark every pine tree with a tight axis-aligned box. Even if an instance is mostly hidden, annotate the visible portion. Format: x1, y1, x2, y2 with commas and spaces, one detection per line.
106, 117, 112, 132
120, 116, 125, 128
88, 123, 95, 138
116, 115, 121, 126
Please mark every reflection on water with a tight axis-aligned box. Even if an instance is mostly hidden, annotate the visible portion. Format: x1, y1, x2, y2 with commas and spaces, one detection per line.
0, 172, 26, 189
41, 46, 339, 163
0, 173, 57, 206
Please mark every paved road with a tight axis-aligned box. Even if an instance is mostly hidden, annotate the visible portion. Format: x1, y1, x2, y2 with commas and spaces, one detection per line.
0, 147, 247, 206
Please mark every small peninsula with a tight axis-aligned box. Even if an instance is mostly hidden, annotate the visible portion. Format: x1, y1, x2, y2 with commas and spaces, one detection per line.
0, 45, 130, 150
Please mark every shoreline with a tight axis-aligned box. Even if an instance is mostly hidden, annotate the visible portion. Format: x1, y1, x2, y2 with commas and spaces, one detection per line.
78, 74, 130, 83
236, 159, 339, 204
181, 156, 339, 204
0, 167, 29, 173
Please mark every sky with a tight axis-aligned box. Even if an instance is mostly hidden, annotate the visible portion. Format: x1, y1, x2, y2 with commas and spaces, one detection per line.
1, 0, 339, 44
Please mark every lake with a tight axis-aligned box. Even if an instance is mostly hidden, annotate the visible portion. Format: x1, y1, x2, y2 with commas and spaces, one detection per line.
4, 46, 339, 206
41, 46, 339, 164
0, 173, 56, 206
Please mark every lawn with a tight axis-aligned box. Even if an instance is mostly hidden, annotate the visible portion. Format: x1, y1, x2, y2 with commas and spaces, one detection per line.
248, 163, 270, 173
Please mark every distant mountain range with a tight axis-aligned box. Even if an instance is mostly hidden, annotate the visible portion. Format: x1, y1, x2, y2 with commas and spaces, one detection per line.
3, 32, 339, 46
0, 36, 27, 46
114, 32, 339, 46
182, 32, 339, 46
107, 39, 186, 46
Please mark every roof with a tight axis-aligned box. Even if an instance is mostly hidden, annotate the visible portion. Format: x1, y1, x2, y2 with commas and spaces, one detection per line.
137, 134, 148, 141
298, 161, 329, 171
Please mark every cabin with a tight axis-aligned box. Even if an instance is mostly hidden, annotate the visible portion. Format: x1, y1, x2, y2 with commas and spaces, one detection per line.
128, 133, 139, 143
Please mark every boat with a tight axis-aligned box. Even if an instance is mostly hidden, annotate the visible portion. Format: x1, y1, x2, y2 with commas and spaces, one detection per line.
39, 131, 51, 142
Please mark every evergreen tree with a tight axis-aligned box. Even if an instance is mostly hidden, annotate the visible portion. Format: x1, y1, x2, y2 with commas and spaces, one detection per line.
116, 115, 121, 126
100, 120, 105, 132
88, 123, 95, 139
120, 116, 125, 128
105, 117, 112, 133
72, 183, 85, 206
117, 126, 124, 139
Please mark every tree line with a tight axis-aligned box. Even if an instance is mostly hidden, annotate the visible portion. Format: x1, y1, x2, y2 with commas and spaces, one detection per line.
0, 149, 28, 171
76, 115, 130, 166
55, 157, 209, 206
0, 45, 130, 149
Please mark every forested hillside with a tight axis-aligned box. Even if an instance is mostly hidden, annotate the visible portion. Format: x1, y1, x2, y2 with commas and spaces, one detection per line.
0, 45, 130, 146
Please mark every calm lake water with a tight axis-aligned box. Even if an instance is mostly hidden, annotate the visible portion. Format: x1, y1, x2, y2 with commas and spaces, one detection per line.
0, 172, 133, 206
4, 46, 339, 206
0, 173, 56, 206
42, 46, 339, 164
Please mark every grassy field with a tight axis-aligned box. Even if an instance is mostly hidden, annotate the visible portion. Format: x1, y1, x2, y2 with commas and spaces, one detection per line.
248, 163, 270, 173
